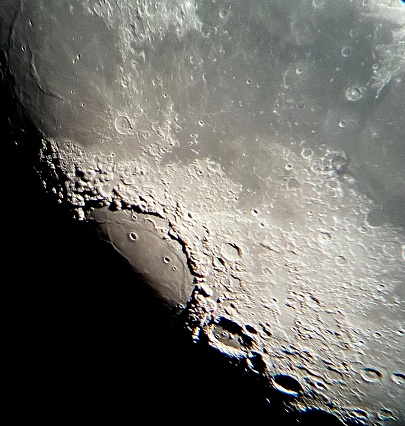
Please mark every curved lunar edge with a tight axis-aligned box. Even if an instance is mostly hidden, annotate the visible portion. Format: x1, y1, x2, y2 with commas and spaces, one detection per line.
1, 0, 405, 424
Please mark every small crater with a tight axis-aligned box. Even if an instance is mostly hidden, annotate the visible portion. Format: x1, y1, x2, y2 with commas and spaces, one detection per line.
353, 409, 369, 421
128, 232, 138, 241
312, 0, 324, 7
261, 325, 272, 337
301, 148, 313, 159
360, 368, 383, 383
391, 372, 404, 386
345, 86, 363, 102
75, 168, 85, 179
221, 242, 242, 261
335, 255, 348, 266
272, 374, 303, 397
366, 207, 385, 227
247, 352, 267, 374
378, 408, 396, 421
140, 130, 150, 140
341, 46, 352, 57
245, 324, 258, 334
114, 115, 133, 135
314, 381, 327, 391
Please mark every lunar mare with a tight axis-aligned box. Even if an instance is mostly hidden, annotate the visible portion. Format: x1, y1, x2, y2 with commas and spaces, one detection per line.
90, 207, 194, 309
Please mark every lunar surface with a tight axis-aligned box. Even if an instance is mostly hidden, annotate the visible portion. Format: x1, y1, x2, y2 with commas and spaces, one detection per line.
2, 0, 404, 424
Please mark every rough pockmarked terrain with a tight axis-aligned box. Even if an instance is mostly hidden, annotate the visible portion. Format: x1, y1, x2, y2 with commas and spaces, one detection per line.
1, 1, 404, 424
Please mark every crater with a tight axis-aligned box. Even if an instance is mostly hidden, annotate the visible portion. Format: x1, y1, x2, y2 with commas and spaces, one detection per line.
272, 374, 303, 397
212, 317, 254, 349
220, 242, 242, 261
391, 372, 404, 386
247, 352, 268, 374
114, 115, 133, 135
360, 367, 383, 383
